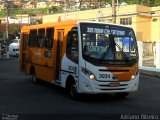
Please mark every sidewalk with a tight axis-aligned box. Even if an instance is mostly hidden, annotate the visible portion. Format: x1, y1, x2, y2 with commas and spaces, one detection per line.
0, 54, 9, 60
139, 69, 160, 78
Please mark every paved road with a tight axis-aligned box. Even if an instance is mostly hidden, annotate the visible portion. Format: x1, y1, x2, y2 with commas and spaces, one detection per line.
0, 58, 160, 120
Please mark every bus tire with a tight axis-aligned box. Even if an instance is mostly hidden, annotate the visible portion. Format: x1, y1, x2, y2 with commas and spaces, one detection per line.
66, 77, 79, 100
32, 69, 38, 84
115, 92, 129, 98
16, 54, 19, 57
69, 82, 79, 100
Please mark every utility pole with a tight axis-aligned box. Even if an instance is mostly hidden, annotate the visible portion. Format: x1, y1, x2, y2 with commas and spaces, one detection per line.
64, 0, 67, 21
112, 0, 116, 23
5, 0, 9, 41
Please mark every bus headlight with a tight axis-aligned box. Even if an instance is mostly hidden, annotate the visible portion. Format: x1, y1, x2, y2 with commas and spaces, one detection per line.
89, 74, 95, 80
131, 70, 139, 80
81, 67, 96, 80
131, 75, 136, 79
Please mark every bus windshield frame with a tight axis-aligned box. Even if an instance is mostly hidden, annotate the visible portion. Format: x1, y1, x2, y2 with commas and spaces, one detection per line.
80, 22, 138, 66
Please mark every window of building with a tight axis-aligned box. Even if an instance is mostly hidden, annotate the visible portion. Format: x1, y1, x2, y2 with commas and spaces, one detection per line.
120, 17, 132, 25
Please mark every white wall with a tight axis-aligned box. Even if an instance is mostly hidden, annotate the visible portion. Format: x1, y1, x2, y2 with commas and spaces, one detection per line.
137, 41, 143, 67
156, 42, 160, 68
138, 41, 160, 72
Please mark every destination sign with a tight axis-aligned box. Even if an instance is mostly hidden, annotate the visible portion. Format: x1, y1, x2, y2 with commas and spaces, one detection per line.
87, 46, 108, 52
86, 27, 125, 36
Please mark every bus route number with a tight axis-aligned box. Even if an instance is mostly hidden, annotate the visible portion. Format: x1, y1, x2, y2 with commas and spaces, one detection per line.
99, 74, 110, 78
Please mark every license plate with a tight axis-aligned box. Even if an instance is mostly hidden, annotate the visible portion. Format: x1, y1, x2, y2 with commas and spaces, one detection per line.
109, 82, 120, 87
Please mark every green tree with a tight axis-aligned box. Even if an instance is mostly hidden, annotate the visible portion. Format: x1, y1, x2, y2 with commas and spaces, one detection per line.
36, 18, 42, 24
103, 0, 112, 4
139, 0, 158, 7
154, 0, 160, 6
9, 24, 21, 35
49, 6, 63, 13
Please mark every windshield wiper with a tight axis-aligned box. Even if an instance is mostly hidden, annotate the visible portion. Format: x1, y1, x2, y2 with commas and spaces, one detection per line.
115, 43, 129, 63
100, 34, 129, 63
110, 34, 129, 62
99, 34, 116, 61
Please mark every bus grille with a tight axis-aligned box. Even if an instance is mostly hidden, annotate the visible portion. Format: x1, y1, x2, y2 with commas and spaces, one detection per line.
93, 80, 130, 91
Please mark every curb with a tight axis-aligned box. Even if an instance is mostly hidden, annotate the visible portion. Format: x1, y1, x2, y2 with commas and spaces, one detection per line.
139, 69, 160, 78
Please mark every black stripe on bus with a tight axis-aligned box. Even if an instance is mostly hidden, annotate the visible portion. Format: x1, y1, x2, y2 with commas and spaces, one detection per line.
61, 69, 75, 74
99, 69, 129, 72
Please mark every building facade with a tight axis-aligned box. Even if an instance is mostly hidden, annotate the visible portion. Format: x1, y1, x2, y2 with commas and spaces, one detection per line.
43, 4, 160, 43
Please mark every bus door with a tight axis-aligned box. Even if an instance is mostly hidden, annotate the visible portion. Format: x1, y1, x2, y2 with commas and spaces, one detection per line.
40, 28, 54, 82
20, 33, 28, 72
56, 30, 64, 84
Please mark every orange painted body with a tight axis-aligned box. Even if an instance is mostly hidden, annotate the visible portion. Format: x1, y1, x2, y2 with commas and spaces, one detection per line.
19, 20, 77, 83
107, 64, 138, 81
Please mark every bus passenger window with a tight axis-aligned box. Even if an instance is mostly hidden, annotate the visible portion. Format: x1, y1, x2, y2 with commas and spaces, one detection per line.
46, 28, 54, 49
38, 29, 45, 48
22, 34, 28, 50
28, 30, 37, 47
66, 31, 78, 64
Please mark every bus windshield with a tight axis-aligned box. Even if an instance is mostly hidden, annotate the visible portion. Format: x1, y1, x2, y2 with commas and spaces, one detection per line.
80, 23, 138, 66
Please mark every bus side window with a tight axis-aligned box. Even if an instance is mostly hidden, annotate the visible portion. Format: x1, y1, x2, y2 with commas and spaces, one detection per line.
28, 29, 37, 47
22, 33, 28, 50
66, 31, 78, 64
38, 28, 45, 48
45, 28, 54, 49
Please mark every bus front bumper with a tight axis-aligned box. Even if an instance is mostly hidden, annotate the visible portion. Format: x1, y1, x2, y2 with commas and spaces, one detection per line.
78, 74, 139, 94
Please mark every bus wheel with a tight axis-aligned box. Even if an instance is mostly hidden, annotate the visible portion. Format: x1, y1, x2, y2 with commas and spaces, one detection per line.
32, 70, 38, 83
69, 83, 79, 100
16, 54, 19, 57
115, 92, 129, 98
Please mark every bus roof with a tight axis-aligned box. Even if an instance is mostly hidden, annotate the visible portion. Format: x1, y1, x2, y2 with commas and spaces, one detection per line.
77, 20, 133, 29
21, 20, 132, 33
21, 20, 78, 33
